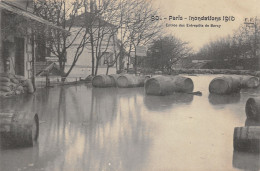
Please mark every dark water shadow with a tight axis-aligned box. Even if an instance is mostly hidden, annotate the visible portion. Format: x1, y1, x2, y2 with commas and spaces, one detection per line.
0, 86, 151, 171
144, 93, 194, 111
208, 93, 241, 105
233, 151, 260, 171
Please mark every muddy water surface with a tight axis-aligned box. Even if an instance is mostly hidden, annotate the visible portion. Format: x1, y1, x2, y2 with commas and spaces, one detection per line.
0, 75, 259, 171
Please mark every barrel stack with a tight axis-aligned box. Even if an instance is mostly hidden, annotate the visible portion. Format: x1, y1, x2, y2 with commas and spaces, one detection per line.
209, 75, 259, 95
233, 97, 260, 153
92, 74, 147, 88
233, 127, 260, 152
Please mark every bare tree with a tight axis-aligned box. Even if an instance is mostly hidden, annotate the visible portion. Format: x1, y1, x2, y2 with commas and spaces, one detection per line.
34, 0, 92, 79
86, 0, 120, 75
34, 0, 163, 78
103, 0, 163, 75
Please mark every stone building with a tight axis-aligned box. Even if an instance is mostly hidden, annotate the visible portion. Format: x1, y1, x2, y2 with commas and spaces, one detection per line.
0, 0, 66, 85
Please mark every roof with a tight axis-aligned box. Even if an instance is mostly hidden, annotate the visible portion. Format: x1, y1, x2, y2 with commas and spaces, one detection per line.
36, 62, 64, 76
66, 12, 116, 28
0, 1, 69, 34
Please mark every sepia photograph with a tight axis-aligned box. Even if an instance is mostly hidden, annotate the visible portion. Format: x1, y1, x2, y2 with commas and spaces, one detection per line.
0, 0, 260, 170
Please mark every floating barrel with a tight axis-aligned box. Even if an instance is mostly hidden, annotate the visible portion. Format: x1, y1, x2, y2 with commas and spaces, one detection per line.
0, 112, 39, 147
23, 80, 35, 94
245, 97, 260, 120
245, 118, 260, 126
108, 74, 120, 87
233, 127, 260, 152
145, 75, 194, 96
240, 76, 259, 88
117, 74, 146, 88
92, 75, 114, 88
209, 76, 241, 94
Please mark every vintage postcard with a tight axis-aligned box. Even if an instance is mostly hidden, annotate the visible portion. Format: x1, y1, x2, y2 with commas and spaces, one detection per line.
0, 0, 260, 171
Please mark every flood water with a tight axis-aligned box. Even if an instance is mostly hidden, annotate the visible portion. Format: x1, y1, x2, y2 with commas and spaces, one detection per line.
0, 75, 260, 171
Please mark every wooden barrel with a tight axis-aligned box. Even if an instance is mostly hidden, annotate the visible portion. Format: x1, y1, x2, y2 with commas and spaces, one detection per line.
145, 75, 194, 96
117, 74, 145, 88
23, 80, 35, 93
233, 151, 260, 170
172, 76, 194, 93
233, 127, 260, 152
0, 112, 39, 147
254, 71, 260, 77
245, 118, 260, 126
92, 75, 114, 88
245, 97, 260, 120
137, 75, 149, 87
240, 76, 259, 88
209, 76, 241, 94
108, 74, 120, 87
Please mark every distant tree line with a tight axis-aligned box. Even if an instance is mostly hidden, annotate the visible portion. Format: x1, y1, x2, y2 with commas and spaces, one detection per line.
194, 19, 260, 62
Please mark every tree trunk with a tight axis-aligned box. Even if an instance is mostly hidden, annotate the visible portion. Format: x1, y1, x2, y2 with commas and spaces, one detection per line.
106, 66, 110, 75
95, 59, 99, 76
90, 29, 95, 76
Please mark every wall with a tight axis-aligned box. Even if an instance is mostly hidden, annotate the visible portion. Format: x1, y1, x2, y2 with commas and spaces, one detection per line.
64, 66, 116, 78
1, 9, 33, 78
66, 27, 118, 75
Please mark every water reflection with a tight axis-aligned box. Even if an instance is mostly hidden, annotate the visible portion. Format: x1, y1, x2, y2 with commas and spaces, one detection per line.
233, 151, 260, 171
77, 87, 150, 171
117, 88, 144, 98
0, 94, 36, 114
144, 93, 194, 111
0, 85, 151, 171
208, 93, 240, 105
2, 74, 260, 170
0, 144, 39, 171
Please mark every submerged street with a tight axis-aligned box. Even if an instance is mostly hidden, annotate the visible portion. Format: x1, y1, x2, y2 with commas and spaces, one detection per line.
0, 75, 259, 171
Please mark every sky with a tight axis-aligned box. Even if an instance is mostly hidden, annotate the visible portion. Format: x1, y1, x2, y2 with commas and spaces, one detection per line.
153, 0, 260, 51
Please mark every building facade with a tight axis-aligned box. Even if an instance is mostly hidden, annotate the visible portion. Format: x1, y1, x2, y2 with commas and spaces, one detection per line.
65, 13, 119, 76
0, 0, 65, 82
